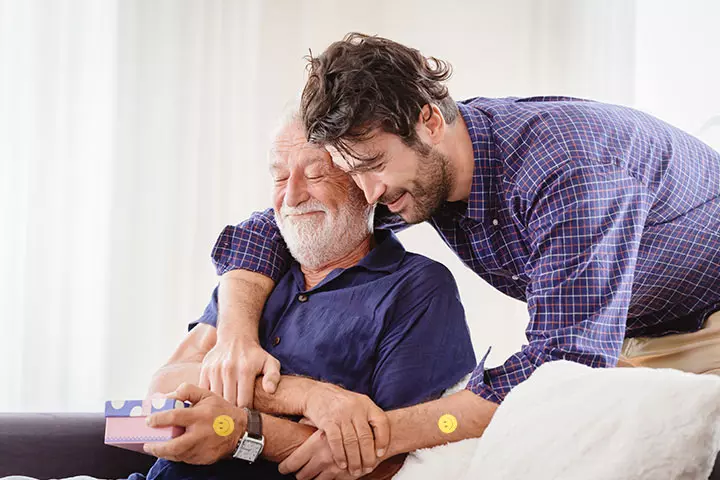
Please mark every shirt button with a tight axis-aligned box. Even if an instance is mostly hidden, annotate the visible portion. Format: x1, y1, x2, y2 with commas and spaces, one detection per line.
297, 294, 309, 303
511, 275, 520, 281
492, 219, 499, 226
272, 336, 281, 347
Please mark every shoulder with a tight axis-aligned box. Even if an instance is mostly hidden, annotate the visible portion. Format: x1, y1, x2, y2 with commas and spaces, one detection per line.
391, 252, 460, 298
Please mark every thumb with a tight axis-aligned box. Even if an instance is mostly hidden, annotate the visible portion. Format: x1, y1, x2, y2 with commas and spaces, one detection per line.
298, 417, 316, 427
261, 357, 281, 394
166, 382, 210, 405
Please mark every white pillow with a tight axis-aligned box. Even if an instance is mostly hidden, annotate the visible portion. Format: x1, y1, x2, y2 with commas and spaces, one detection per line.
467, 361, 720, 480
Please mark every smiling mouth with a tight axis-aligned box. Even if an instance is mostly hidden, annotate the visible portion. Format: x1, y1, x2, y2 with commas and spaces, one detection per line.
385, 193, 407, 212
285, 211, 324, 218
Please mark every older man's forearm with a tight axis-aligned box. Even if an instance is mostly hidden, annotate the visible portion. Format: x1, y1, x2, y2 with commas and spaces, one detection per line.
384, 390, 498, 457
216, 270, 274, 342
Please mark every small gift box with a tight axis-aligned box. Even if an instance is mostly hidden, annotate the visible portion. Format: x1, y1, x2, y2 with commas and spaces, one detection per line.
104, 397, 191, 452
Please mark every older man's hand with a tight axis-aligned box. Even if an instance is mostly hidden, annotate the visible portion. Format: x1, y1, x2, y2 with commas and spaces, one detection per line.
143, 383, 245, 465
279, 429, 365, 480
300, 382, 390, 476
199, 338, 281, 407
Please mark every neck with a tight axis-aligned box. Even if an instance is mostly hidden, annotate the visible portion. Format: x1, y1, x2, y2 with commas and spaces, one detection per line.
444, 114, 475, 202
301, 235, 374, 290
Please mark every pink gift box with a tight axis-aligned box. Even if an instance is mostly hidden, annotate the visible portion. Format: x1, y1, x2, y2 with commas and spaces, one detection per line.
104, 398, 190, 453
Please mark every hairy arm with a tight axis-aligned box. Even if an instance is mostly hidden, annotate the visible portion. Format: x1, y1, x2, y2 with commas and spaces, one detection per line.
253, 375, 314, 415
215, 269, 274, 343
384, 390, 497, 457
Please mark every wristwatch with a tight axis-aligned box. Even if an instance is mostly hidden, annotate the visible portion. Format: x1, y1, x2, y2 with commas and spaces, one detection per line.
232, 408, 265, 462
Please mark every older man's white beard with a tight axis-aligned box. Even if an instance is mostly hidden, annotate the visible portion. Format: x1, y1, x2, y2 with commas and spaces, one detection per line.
275, 199, 372, 271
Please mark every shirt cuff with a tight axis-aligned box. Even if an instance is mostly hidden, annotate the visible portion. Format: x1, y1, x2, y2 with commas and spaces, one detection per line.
465, 347, 504, 404
188, 310, 218, 332
210, 219, 290, 281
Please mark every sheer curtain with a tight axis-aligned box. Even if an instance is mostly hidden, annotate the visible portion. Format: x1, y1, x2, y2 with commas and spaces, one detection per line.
1, 0, 716, 412
0, 0, 118, 411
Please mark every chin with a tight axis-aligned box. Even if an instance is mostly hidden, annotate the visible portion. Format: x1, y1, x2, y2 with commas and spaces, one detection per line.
398, 209, 429, 225
393, 198, 427, 224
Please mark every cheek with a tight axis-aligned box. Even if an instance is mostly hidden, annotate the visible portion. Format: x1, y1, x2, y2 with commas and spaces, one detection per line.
309, 184, 344, 212
272, 188, 285, 210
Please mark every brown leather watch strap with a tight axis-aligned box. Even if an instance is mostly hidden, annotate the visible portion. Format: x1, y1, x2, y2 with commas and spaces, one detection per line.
244, 407, 263, 440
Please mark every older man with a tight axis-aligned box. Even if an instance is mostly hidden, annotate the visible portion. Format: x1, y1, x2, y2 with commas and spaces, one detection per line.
134, 115, 476, 480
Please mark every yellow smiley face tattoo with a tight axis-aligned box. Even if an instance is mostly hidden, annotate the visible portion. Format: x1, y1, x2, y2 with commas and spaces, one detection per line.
438, 414, 458, 434
213, 415, 235, 437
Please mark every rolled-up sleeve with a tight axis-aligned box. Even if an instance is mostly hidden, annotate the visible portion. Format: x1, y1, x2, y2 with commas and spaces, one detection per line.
211, 208, 292, 282
467, 164, 651, 403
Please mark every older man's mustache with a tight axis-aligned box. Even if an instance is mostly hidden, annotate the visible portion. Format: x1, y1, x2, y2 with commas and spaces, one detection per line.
281, 200, 328, 218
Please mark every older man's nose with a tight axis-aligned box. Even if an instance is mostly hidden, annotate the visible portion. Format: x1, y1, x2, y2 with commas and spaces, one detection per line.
353, 173, 384, 205
284, 176, 309, 207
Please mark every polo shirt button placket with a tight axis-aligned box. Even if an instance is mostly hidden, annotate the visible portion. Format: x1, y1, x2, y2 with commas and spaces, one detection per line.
297, 294, 309, 303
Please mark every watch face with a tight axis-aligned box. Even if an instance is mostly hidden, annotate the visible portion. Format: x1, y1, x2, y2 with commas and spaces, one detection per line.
242, 442, 262, 455
234, 436, 264, 462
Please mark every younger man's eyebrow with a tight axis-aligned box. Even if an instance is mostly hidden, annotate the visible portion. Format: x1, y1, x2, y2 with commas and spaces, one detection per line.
349, 152, 386, 172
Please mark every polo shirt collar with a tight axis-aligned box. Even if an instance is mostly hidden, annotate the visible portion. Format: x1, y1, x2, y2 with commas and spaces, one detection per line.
353, 229, 405, 273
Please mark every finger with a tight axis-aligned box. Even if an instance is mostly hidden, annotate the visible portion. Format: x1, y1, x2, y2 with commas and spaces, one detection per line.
198, 364, 211, 390
340, 421, 362, 475
295, 457, 325, 480
322, 423, 348, 471
298, 417, 317, 427
277, 432, 316, 475
167, 382, 211, 405
353, 418, 376, 472
209, 365, 223, 398
261, 357, 281, 394
222, 362, 238, 406
236, 369, 255, 408
173, 443, 204, 466
146, 408, 195, 428
368, 410, 390, 458
143, 433, 195, 460
316, 468, 344, 480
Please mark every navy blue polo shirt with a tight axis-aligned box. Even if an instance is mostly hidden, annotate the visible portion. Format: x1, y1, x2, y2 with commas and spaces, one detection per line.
192, 229, 476, 410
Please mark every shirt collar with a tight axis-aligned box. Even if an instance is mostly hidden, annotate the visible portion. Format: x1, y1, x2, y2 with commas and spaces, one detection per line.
456, 99, 498, 223
354, 229, 405, 274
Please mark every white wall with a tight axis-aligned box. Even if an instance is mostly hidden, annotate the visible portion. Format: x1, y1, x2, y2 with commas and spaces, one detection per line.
1, 0, 718, 411
634, 0, 720, 150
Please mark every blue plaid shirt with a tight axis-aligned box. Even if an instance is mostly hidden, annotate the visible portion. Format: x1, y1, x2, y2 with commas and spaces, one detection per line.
212, 96, 720, 403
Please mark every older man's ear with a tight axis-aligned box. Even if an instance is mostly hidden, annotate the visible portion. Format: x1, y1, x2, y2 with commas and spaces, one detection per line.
146, 324, 217, 397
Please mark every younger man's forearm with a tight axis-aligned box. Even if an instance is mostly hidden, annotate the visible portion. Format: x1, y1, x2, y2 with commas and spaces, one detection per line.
253, 377, 498, 456
216, 270, 274, 342
384, 390, 498, 456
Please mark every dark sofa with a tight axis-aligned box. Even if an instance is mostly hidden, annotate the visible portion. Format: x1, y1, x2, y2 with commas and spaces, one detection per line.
0, 413, 156, 479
